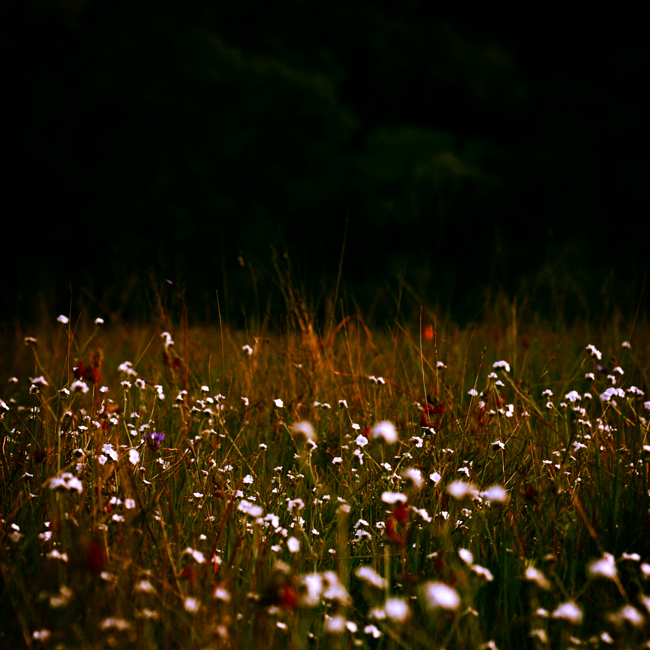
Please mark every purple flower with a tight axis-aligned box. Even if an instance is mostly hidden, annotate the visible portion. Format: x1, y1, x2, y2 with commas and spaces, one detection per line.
144, 431, 165, 451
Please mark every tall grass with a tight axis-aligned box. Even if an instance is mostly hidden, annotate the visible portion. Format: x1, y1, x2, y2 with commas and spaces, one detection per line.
1, 286, 649, 649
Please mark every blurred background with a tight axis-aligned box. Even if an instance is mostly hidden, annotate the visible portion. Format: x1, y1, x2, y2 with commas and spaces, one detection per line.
3, 0, 648, 326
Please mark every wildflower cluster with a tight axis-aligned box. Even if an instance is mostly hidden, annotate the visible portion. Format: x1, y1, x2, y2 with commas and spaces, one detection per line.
1, 318, 649, 648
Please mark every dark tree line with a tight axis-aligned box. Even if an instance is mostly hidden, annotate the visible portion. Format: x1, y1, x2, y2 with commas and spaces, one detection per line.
3, 0, 648, 323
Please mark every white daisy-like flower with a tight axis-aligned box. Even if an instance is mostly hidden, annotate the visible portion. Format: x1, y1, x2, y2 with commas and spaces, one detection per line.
371, 421, 398, 444
47, 549, 68, 562
447, 480, 477, 500
419, 581, 460, 611
586, 344, 602, 360
472, 564, 494, 581
118, 361, 138, 376
183, 597, 200, 614
607, 605, 644, 628
525, 565, 551, 590
600, 387, 625, 402
401, 467, 424, 490
135, 580, 155, 593
481, 485, 509, 504
48, 472, 83, 493
381, 491, 407, 504
364, 624, 382, 638
551, 601, 582, 625
70, 380, 89, 394
290, 421, 316, 443
298, 573, 323, 607
324, 614, 347, 634
322, 571, 351, 604
213, 586, 231, 602
384, 597, 410, 623
183, 548, 206, 564
587, 553, 617, 580
100, 617, 131, 630
355, 566, 387, 590
238, 500, 263, 518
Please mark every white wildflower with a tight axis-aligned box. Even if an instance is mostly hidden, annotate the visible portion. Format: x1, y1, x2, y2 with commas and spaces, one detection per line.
135, 580, 155, 593
214, 586, 231, 602
355, 566, 387, 590
183, 597, 200, 614
118, 361, 138, 376
586, 345, 602, 360
607, 605, 644, 628
447, 480, 478, 500
299, 573, 323, 607
290, 421, 317, 443
70, 380, 89, 394
587, 553, 617, 580
324, 615, 347, 635
600, 387, 625, 402
99, 617, 131, 630
481, 485, 509, 504
419, 581, 460, 611
551, 601, 583, 625
322, 571, 351, 604
238, 500, 263, 518
371, 421, 398, 444
381, 491, 407, 504
364, 624, 382, 638
472, 564, 494, 581
525, 565, 551, 590
384, 597, 410, 623
401, 467, 424, 490
48, 473, 83, 493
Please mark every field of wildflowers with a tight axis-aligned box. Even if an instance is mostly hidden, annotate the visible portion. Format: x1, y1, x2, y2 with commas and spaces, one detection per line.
1, 297, 650, 649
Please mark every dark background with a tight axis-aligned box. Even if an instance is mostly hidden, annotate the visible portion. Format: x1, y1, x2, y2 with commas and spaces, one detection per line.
2, 0, 648, 326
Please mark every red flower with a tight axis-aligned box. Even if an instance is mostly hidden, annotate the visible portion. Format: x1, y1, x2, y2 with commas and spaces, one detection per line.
277, 581, 298, 610
73, 352, 103, 384
386, 503, 410, 546
421, 402, 445, 427
86, 536, 107, 575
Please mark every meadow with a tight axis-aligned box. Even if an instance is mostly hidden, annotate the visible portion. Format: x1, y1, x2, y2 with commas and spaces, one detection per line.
1, 288, 650, 649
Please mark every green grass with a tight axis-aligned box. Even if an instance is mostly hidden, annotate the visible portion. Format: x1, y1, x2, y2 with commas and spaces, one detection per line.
1, 294, 650, 649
